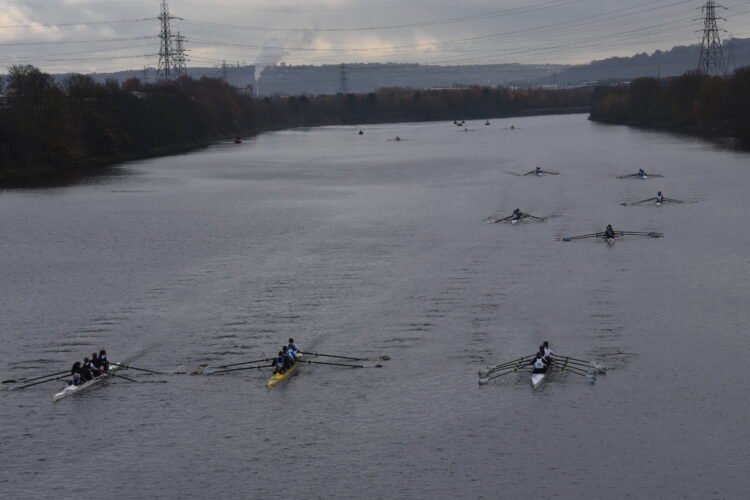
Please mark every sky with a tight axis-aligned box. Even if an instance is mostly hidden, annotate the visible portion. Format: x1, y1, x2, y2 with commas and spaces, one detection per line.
0, 0, 748, 74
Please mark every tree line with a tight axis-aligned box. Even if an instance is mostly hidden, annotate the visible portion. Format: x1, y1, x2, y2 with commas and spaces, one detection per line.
0, 64, 591, 181
590, 67, 750, 146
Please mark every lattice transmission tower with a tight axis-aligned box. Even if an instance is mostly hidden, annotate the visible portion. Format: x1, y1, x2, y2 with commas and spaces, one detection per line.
173, 32, 187, 77
156, 0, 182, 80
697, 0, 728, 75
339, 63, 348, 93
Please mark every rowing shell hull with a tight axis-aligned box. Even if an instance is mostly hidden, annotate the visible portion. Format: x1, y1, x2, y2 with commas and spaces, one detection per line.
606, 237, 615, 245
267, 355, 303, 388
531, 363, 551, 389
52, 363, 120, 401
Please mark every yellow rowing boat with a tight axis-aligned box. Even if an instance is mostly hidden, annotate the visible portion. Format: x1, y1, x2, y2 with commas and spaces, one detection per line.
267, 355, 302, 388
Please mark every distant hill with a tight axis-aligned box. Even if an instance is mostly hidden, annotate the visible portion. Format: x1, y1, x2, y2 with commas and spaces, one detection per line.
47, 38, 750, 94
256, 62, 565, 95
544, 38, 750, 85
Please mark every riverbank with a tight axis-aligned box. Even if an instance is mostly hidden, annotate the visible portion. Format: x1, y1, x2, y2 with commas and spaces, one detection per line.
589, 68, 750, 149
0, 65, 592, 186
1, 108, 589, 187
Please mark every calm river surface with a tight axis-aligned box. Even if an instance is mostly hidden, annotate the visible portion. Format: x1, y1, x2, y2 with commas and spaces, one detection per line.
1, 115, 749, 499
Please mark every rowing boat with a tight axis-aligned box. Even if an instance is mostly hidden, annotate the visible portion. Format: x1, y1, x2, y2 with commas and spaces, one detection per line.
531, 362, 552, 389
267, 354, 303, 388
52, 363, 121, 401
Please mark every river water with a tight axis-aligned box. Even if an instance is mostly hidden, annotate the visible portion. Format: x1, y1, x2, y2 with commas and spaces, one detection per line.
1, 114, 749, 499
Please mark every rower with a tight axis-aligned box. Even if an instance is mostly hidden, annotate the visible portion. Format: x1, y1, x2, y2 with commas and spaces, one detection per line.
638, 168, 646, 178
535, 166, 542, 174
543, 341, 557, 364
511, 208, 523, 221
272, 351, 286, 374
288, 338, 302, 355
99, 350, 109, 372
656, 191, 664, 203
70, 361, 83, 386
282, 345, 296, 366
91, 352, 102, 376
529, 353, 548, 374
604, 224, 615, 239
81, 357, 94, 382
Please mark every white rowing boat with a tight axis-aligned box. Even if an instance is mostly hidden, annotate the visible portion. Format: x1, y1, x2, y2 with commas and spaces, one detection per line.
52, 363, 120, 401
531, 362, 551, 389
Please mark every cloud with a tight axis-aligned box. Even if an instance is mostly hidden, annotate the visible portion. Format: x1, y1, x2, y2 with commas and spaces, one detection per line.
0, 2, 61, 42
0, 0, 720, 74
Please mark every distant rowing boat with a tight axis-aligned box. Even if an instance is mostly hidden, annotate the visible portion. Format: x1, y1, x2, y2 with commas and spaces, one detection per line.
52, 363, 121, 401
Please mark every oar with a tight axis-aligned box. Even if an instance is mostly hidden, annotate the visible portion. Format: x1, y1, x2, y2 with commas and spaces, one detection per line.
191, 357, 275, 374
112, 363, 166, 375
3, 369, 70, 385
478, 366, 526, 385
15, 375, 69, 390
479, 354, 534, 375
556, 355, 607, 372
555, 359, 598, 373
556, 357, 607, 373
556, 364, 595, 378
216, 357, 273, 369
305, 352, 390, 362
620, 231, 663, 238
492, 216, 512, 224
622, 198, 654, 206
617, 174, 637, 179
203, 364, 269, 375
553, 362, 596, 383
483, 359, 531, 376
663, 198, 684, 203
556, 363, 594, 378
562, 232, 602, 242
526, 215, 546, 222
105, 371, 139, 383
479, 355, 534, 376
303, 360, 376, 368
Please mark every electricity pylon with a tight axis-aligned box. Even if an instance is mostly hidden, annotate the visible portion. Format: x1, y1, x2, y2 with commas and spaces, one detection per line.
697, 0, 728, 75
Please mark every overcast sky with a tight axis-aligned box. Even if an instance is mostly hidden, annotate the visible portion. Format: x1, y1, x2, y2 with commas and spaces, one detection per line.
1, 0, 748, 74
